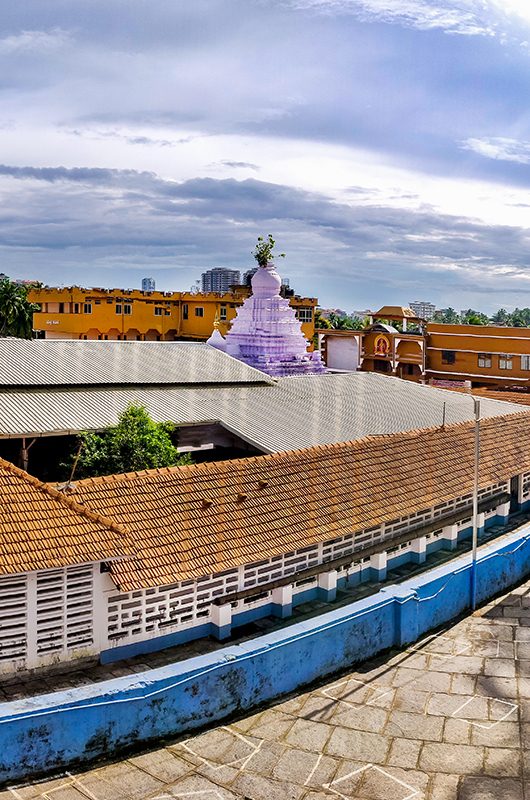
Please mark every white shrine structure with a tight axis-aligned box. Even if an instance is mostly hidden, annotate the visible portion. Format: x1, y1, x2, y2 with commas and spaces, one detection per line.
207, 260, 326, 377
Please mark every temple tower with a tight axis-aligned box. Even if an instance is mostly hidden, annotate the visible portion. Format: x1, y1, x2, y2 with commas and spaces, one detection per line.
209, 261, 325, 377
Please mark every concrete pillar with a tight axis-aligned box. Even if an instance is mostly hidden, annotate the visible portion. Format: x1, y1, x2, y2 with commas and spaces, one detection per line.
317, 570, 337, 602
496, 500, 510, 525
26, 571, 38, 669
442, 523, 459, 551
93, 566, 114, 654
370, 551, 387, 582
411, 536, 427, 564
211, 602, 232, 640
477, 511, 485, 534
272, 584, 293, 619
518, 474, 525, 506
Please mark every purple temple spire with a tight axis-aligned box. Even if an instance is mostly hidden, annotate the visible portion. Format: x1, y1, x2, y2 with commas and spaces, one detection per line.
208, 257, 326, 377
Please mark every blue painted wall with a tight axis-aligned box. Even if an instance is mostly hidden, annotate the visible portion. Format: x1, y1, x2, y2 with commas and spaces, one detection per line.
1, 524, 530, 786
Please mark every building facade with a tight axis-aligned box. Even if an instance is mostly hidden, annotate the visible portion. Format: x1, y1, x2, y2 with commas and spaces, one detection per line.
2, 411, 530, 675
426, 323, 530, 388
141, 277, 156, 292
318, 316, 530, 389
201, 268, 241, 293
319, 306, 425, 380
29, 285, 317, 345
410, 300, 436, 320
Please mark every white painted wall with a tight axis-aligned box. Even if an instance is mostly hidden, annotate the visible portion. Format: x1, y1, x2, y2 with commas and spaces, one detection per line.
326, 337, 360, 370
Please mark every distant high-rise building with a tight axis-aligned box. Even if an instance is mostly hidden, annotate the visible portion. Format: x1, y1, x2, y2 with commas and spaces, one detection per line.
409, 300, 436, 320
142, 277, 156, 292
201, 268, 241, 293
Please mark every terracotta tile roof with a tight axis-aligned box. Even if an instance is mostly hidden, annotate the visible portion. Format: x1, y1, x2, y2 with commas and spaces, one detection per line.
71, 410, 530, 592
446, 388, 530, 408
0, 458, 128, 575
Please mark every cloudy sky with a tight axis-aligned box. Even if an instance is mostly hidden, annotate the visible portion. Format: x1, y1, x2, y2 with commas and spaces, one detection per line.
2, 1, 530, 311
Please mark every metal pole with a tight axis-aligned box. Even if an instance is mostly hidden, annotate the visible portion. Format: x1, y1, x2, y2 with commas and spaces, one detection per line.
471, 398, 481, 611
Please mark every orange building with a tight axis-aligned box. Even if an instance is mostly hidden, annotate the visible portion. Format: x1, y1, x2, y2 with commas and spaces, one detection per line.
426, 323, 530, 388
29, 285, 317, 345
319, 306, 426, 380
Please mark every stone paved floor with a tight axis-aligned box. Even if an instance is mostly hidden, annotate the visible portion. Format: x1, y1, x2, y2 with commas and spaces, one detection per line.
5, 580, 530, 799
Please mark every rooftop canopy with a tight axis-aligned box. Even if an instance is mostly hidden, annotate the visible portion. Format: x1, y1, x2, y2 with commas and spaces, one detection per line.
0, 340, 273, 387
373, 305, 421, 321
70, 411, 530, 590
0, 458, 127, 575
0, 372, 527, 453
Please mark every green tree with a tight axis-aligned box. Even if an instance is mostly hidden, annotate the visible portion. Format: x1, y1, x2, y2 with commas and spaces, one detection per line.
433, 307, 460, 324
314, 309, 331, 330
65, 404, 192, 480
460, 309, 489, 325
253, 234, 285, 267
490, 308, 510, 326
0, 277, 39, 338
327, 312, 364, 330
509, 307, 530, 327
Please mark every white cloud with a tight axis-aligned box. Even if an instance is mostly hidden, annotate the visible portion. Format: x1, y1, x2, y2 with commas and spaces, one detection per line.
463, 136, 530, 164
0, 28, 71, 55
285, 0, 530, 39
286, 0, 495, 36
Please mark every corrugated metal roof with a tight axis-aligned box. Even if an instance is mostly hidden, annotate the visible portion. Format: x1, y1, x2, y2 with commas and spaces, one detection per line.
0, 340, 273, 386
0, 372, 527, 453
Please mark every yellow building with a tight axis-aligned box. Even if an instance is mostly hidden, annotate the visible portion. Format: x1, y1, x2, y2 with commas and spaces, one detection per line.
30, 285, 317, 345
426, 322, 530, 388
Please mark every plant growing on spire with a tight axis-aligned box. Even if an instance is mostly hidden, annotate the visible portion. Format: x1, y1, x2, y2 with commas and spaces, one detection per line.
253, 234, 285, 267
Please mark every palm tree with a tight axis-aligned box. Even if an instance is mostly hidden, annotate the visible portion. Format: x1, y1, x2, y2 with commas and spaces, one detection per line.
0, 278, 38, 338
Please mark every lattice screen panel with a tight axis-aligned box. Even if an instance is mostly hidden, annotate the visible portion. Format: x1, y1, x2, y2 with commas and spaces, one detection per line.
0, 574, 27, 666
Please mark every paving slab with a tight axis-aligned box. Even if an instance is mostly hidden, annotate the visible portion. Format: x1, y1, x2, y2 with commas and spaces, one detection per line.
6, 579, 530, 799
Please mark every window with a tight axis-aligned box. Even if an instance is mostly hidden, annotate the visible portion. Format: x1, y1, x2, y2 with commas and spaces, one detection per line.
116, 304, 122, 314
106, 298, 113, 304
182, 304, 189, 320
297, 308, 313, 323
123, 304, 132, 315
522, 356, 530, 371
154, 307, 163, 316
83, 303, 92, 314
73, 303, 80, 314
220, 305, 227, 321
499, 354, 512, 370
441, 350, 455, 364
58, 303, 64, 314
478, 353, 492, 368
195, 307, 204, 317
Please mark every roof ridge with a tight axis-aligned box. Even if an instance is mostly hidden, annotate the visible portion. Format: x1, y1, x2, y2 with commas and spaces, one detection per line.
72, 410, 530, 489
0, 457, 130, 542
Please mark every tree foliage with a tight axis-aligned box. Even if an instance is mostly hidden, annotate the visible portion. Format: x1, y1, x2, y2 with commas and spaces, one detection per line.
460, 308, 489, 325
0, 277, 39, 338
326, 312, 365, 330
65, 404, 192, 480
253, 234, 285, 268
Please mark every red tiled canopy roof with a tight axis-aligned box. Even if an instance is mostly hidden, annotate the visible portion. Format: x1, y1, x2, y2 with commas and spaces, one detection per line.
0, 458, 128, 575
71, 411, 530, 591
